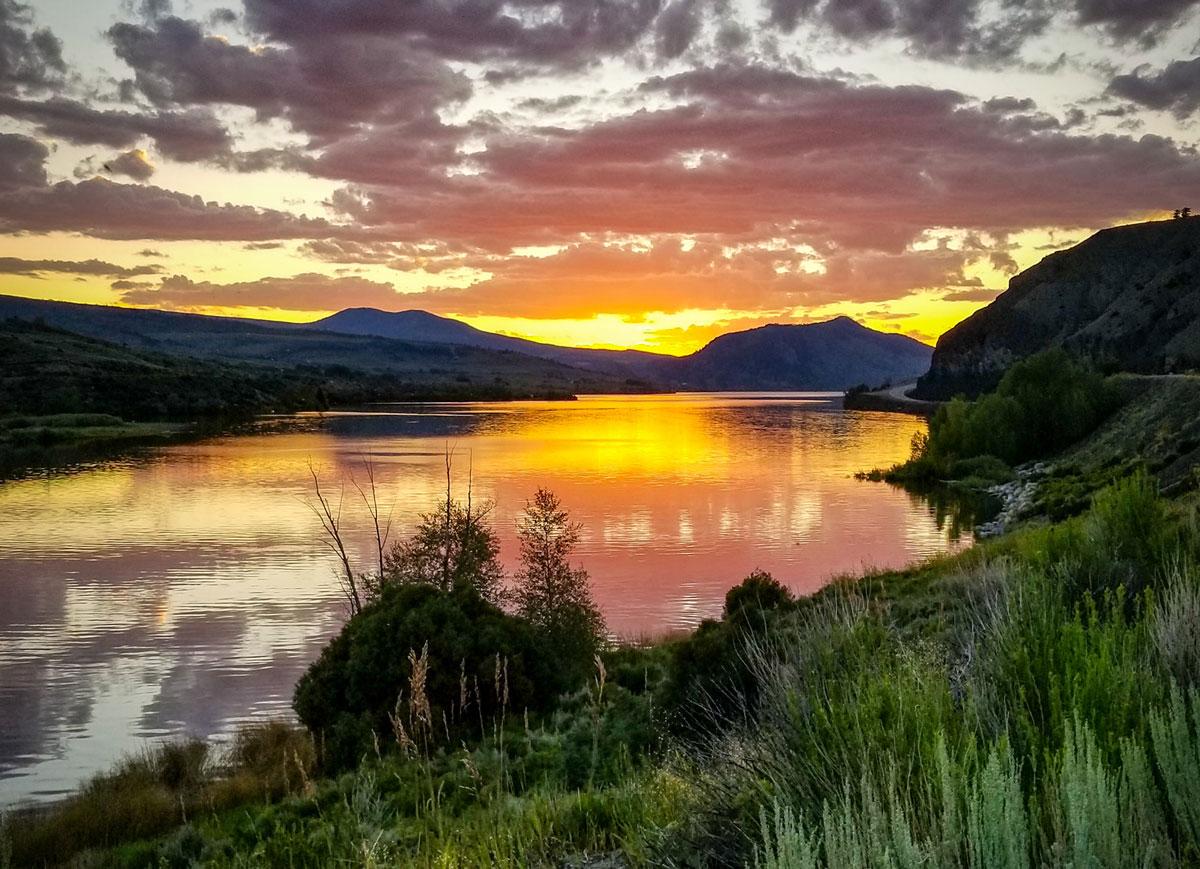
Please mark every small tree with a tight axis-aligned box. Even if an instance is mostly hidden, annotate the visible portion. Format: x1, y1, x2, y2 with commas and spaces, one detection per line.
381, 453, 504, 603
512, 489, 605, 683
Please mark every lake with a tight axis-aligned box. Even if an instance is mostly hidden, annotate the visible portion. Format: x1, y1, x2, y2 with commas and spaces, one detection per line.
0, 393, 971, 804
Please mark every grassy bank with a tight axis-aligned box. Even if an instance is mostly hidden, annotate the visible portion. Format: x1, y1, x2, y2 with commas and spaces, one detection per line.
0, 413, 185, 479
10, 466, 1200, 867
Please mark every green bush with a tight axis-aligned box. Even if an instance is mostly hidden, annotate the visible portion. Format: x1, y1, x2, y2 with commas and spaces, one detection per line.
968, 569, 1161, 769
948, 455, 1016, 486
293, 583, 567, 771
657, 571, 796, 739
882, 349, 1118, 484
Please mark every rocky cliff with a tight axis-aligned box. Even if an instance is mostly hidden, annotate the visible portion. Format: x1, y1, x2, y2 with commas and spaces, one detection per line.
917, 218, 1200, 399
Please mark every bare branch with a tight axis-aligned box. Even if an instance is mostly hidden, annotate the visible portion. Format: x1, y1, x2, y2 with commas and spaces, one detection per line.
307, 461, 362, 616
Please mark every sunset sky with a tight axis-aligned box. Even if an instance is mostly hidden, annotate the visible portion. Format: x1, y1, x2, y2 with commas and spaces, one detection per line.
1, 0, 1198, 353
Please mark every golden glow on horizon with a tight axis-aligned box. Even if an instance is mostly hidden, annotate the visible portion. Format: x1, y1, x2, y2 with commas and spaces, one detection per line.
0, 218, 1173, 354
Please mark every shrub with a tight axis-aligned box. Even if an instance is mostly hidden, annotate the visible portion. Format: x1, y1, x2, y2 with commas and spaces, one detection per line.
968, 568, 1161, 769
293, 583, 565, 771
1152, 561, 1200, 687
381, 496, 504, 604
948, 455, 1016, 486
724, 570, 794, 619
1087, 470, 1172, 575
1149, 687, 1200, 852
657, 571, 797, 738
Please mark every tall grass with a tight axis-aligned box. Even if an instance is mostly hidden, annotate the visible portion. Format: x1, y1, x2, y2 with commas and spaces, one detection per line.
1152, 560, 1200, 687
8, 722, 314, 866
688, 474, 1200, 867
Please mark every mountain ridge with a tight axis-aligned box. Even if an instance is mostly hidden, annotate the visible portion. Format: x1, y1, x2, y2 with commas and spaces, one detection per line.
0, 293, 934, 393
310, 308, 933, 390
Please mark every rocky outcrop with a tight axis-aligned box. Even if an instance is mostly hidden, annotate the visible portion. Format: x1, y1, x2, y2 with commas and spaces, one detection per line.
917, 218, 1200, 399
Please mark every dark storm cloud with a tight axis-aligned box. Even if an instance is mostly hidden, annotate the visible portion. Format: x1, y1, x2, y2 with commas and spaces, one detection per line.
1109, 56, 1200, 118
0, 0, 65, 92
240, 0, 663, 68
0, 95, 231, 161
107, 15, 472, 142
0, 133, 357, 241
763, 0, 1196, 61
0, 256, 161, 277
1074, 0, 1200, 45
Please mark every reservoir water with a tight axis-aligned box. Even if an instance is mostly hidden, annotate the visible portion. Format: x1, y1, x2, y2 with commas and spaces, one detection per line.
0, 393, 971, 804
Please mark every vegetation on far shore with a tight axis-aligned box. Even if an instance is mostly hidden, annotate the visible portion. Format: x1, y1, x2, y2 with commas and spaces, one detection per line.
0, 317, 600, 478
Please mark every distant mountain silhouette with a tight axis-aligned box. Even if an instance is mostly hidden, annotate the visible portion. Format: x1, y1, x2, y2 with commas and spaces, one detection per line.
918, 218, 1200, 399
312, 309, 932, 391
0, 294, 933, 393
310, 308, 670, 380
676, 317, 932, 390
0, 295, 648, 397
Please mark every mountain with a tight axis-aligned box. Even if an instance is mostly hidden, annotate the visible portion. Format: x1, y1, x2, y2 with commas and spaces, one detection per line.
918, 218, 1200, 399
0, 295, 651, 399
309, 308, 673, 380
675, 317, 932, 390
0, 294, 934, 395
312, 309, 932, 391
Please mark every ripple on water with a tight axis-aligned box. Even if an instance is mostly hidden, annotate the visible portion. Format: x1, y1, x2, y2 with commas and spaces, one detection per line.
0, 394, 969, 804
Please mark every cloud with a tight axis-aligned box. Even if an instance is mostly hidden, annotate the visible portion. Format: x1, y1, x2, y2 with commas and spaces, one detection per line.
763, 0, 1053, 62
942, 287, 1001, 302
0, 131, 47, 189
350, 238, 987, 320
240, 0, 664, 69
656, 0, 702, 58
763, 0, 1197, 62
1109, 56, 1200, 118
119, 272, 402, 312
0, 133, 358, 241
0, 95, 231, 162
1073, 0, 1200, 45
0, 256, 161, 277
102, 147, 156, 180
107, 15, 472, 143
0, 0, 65, 93
334, 66, 1200, 260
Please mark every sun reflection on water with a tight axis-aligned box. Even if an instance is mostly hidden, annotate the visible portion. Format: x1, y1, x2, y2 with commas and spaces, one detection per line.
0, 393, 969, 804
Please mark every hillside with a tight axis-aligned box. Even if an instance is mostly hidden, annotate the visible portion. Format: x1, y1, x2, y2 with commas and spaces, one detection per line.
918, 217, 1200, 398
0, 295, 650, 399
313, 309, 932, 391
0, 318, 610, 423
676, 316, 931, 390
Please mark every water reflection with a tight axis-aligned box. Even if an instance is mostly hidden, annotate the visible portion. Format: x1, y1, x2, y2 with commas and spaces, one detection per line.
0, 393, 970, 804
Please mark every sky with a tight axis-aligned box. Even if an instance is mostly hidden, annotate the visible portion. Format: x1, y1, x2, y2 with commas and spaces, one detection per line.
0, 0, 1198, 354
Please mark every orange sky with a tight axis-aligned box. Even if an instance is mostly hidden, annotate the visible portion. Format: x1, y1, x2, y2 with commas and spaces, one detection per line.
0, 0, 1195, 354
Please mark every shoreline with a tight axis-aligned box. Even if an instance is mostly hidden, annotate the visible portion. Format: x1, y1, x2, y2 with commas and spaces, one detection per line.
843, 380, 940, 416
